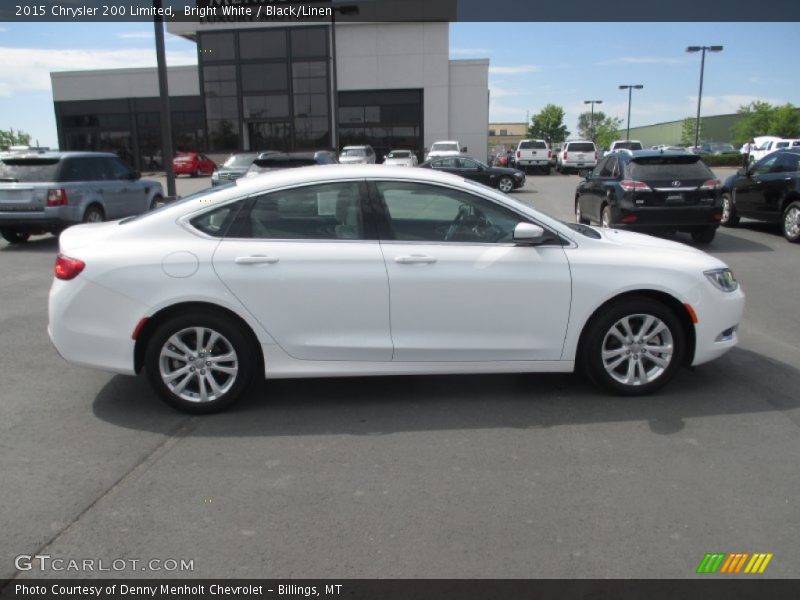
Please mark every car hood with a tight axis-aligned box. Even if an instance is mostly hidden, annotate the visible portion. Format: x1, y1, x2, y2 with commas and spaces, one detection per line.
338, 156, 368, 164
427, 151, 461, 158
217, 166, 250, 175
491, 166, 524, 176
384, 158, 413, 165
598, 227, 706, 254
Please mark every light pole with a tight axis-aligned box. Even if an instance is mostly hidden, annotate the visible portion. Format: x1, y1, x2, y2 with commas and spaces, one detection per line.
583, 99, 603, 142
153, 0, 175, 198
618, 85, 643, 141
686, 45, 723, 150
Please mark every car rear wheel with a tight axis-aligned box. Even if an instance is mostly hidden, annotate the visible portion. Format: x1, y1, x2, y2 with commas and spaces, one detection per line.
782, 201, 800, 243
601, 205, 612, 228
497, 176, 514, 193
145, 310, 258, 414
720, 194, 740, 227
691, 227, 716, 244
575, 201, 589, 224
83, 205, 104, 223
192, 168, 201, 178
581, 297, 686, 395
1, 228, 30, 244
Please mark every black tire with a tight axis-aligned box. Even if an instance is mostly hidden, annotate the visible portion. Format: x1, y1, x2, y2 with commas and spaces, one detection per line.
192, 168, 201, 178
580, 296, 686, 396
82, 205, 104, 223
149, 195, 163, 211
782, 200, 800, 243
720, 193, 740, 227
575, 200, 589, 224
542, 165, 551, 175
1, 228, 30, 244
601, 205, 612, 228
144, 309, 258, 414
497, 176, 515, 193
691, 227, 716, 244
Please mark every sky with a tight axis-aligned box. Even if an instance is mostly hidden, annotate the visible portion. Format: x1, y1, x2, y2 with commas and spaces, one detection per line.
0, 21, 797, 148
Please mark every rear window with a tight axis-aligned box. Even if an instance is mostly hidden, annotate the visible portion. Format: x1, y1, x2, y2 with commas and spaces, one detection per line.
567, 142, 595, 152
613, 141, 643, 151
0, 158, 61, 182
519, 141, 547, 149
387, 151, 411, 158
249, 158, 316, 173
341, 148, 366, 157
431, 143, 460, 152
223, 154, 257, 168
627, 156, 713, 180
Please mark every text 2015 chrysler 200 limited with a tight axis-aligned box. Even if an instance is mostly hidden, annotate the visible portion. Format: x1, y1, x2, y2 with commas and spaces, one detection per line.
48, 166, 744, 413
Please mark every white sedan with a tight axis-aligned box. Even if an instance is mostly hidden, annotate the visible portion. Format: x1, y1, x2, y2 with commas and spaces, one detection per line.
48, 166, 744, 413
382, 150, 418, 167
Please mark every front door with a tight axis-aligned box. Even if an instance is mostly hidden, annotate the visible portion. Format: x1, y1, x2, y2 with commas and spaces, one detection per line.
212, 180, 393, 361
370, 179, 572, 361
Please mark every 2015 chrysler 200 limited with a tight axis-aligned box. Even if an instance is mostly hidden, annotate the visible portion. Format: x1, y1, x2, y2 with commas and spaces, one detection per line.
48, 166, 744, 413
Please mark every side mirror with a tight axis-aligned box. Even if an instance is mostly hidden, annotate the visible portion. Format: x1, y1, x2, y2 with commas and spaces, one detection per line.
513, 222, 546, 244
578, 169, 592, 179
462, 147, 468, 153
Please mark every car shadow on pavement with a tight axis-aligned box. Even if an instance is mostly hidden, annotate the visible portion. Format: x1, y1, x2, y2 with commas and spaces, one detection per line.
0, 236, 58, 253
92, 347, 800, 439
703, 230, 775, 253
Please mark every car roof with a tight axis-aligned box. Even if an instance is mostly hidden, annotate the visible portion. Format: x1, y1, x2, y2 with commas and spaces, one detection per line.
342, 145, 371, 149
431, 140, 460, 144
619, 149, 702, 159
0, 151, 117, 160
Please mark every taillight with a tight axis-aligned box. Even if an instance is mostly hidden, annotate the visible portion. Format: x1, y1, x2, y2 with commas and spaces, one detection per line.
54, 254, 85, 280
47, 188, 68, 207
621, 214, 639, 223
595, 151, 599, 160
619, 180, 652, 192
548, 150, 552, 159
563, 152, 568, 160
712, 213, 722, 221
516, 151, 521, 158
699, 179, 721, 190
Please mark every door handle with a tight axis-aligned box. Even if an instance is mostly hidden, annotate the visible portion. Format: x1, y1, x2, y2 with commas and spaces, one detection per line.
394, 255, 437, 264
235, 255, 279, 265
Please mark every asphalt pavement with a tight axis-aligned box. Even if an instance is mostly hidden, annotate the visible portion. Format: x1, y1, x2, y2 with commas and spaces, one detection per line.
1, 168, 799, 580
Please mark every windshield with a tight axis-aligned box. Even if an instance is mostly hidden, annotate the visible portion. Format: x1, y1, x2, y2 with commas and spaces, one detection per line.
0, 158, 61, 182
431, 143, 459, 152
387, 151, 411, 158
341, 148, 366, 157
223, 154, 258, 168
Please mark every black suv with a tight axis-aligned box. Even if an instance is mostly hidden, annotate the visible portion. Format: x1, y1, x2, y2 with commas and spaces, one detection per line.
575, 150, 722, 244
244, 151, 338, 177
720, 149, 800, 243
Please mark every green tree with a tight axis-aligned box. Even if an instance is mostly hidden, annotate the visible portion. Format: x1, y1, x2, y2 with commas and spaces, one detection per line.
586, 114, 623, 150
0, 127, 31, 149
730, 101, 776, 146
577, 110, 606, 140
528, 104, 569, 146
681, 117, 702, 147
769, 103, 800, 138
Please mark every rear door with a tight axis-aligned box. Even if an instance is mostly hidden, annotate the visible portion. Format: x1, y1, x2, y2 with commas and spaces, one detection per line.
211, 179, 393, 361
736, 154, 779, 216
755, 152, 800, 219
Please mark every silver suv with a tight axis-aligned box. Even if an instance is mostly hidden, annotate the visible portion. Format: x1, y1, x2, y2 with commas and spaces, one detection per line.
0, 152, 163, 243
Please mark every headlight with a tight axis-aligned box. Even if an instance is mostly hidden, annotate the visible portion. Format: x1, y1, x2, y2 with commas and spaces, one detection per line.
704, 268, 738, 292
211, 171, 219, 181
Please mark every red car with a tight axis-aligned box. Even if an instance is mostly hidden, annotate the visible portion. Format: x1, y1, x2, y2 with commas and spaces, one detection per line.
172, 152, 216, 177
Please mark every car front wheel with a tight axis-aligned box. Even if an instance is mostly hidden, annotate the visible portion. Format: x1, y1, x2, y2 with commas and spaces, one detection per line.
497, 176, 514, 193
783, 201, 800, 243
581, 297, 686, 395
575, 200, 589, 224
145, 310, 258, 414
720, 194, 740, 227
0, 228, 30, 244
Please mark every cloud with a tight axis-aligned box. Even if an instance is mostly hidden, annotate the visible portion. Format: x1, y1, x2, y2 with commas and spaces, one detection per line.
489, 64, 540, 75
0, 46, 197, 97
693, 94, 787, 114
117, 31, 154, 40
451, 47, 492, 56
489, 84, 522, 98
596, 56, 687, 66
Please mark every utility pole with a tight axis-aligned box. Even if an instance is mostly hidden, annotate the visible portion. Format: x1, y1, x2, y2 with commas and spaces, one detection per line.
618, 85, 643, 140
686, 45, 723, 149
583, 99, 602, 142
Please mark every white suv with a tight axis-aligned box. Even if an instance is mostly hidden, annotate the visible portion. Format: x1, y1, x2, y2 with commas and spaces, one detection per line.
557, 141, 598, 173
425, 141, 463, 161
609, 140, 643, 152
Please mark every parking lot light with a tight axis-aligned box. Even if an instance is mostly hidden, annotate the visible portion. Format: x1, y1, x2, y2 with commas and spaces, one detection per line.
584, 100, 603, 142
686, 45, 724, 150
618, 85, 643, 140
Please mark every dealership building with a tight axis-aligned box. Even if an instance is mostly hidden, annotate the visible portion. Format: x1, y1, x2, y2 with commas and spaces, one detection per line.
50, 11, 489, 170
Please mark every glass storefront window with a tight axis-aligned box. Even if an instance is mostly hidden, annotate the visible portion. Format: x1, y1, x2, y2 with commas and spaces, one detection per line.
290, 28, 327, 58
239, 30, 286, 60
201, 32, 236, 61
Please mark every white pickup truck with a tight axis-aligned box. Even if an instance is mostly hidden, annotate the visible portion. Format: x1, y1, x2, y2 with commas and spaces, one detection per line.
515, 139, 551, 174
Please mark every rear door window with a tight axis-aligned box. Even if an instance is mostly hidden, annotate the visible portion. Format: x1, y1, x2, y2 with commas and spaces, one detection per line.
59, 157, 109, 182
0, 158, 61, 182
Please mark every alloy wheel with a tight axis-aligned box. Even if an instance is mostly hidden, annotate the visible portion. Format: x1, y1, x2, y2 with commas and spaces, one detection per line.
498, 177, 513, 193
158, 326, 239, 403
601, 314, 674, 386
784, 206, 800, 240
